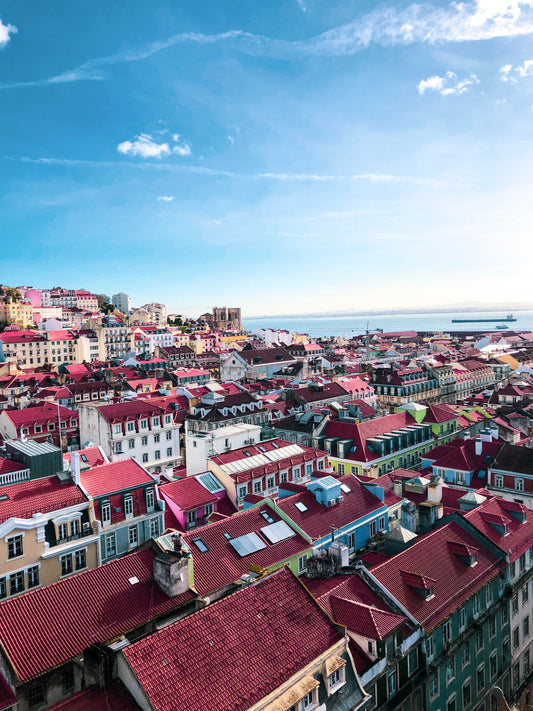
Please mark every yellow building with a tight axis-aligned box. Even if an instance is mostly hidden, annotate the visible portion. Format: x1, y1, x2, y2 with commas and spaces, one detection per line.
0, 476, 99, 600
0, 299, 33, 327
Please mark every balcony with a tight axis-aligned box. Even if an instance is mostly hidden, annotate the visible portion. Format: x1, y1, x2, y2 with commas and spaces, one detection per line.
49, 525, 96, 547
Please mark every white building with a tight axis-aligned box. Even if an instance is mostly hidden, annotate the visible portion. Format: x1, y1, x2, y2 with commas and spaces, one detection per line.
78, 400, 181, 474
185, 422, 261, 476
112, 292, 131, 315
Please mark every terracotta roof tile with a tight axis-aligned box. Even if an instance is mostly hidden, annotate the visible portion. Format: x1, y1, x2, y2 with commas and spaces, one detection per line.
0, 476, 87, 523
80, 458, 155, 498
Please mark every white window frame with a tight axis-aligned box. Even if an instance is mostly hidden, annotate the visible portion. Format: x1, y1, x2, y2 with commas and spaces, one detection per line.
101, 502, 111, 526
124, 495, 134, 520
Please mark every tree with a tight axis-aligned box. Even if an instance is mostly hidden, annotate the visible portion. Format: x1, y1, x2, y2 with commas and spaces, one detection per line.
95, 294, 111, 311
0, 319, 12, 332
101, 303, 115, 315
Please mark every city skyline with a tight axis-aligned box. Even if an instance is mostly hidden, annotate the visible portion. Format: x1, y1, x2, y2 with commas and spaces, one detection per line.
1, 0, 532, 313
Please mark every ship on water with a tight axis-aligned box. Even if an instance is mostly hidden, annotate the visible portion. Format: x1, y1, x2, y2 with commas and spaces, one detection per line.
451, 312, 516, 323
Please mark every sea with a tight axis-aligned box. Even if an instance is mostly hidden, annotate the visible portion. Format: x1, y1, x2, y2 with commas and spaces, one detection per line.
242, 311, 533, 339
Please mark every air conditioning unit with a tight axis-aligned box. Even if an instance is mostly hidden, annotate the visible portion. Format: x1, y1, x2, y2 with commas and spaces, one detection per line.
82, 522, 91, 532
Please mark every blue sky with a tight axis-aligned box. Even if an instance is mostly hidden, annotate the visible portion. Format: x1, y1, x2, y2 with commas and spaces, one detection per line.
1, 0, 532, 317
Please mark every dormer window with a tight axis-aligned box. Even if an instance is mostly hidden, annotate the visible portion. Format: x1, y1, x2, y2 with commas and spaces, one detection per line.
400, 570, 436, 600
140, 419, 148, 429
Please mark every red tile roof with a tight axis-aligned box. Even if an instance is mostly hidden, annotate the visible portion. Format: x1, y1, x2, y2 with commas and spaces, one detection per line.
48, 681, 138, 711
3, 402, 78, 427
80, 458, 154, 498
96, 400, 165, 424
0, 549, 196, 682
372, 522, 504, 629
463, 498, 533, 562
0, 476, 87, 523
330, 595, 406, 640
181, 505, 311, 596
0, 457, 27, 475
159, 477, 217, 511
122, 567, 341, 711
63, 445, 107, 469
0, 674, 16, 711
277, 474, 385, 541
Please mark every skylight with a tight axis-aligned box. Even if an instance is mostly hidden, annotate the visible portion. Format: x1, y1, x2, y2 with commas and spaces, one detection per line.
223, 532, 232, 540
193, 537, 209, 553
340, 484, 352, 494
295, 502, 308, 513
260, 510, 275, 524
261, 520, 296, 544
229, 532, 266, 557
272, 442, 279, 448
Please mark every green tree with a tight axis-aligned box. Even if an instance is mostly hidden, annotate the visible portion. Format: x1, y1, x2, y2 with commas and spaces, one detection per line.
95, 294, 111, 311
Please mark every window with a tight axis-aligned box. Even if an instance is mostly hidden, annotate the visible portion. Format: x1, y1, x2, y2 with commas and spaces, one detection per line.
408, 649, 418, 675
167, 447, 173, 457
34, 425, 42, 433
329, 667, 344, 690
378, 516, 385, 531
205, 503, 214, 517
74, 549, 86, 570
28, 684, 45, 709
141, 436, 148, 446
524, 615, 530, 639
512, 594, 519, 616
460, 644, 470, 669
443, 619, 453, 644
388, 669, 397, 695
69, 519, 80, 538
238, 486, 247, 500
124, 496, 134, 519
427, 634, 435, 660
337, 463, 345, 475
150, 518, 160, 538
47, 423, 55, 431
101, 502, 111, 526
476, 630, 483, 653
369, 520, 377, 537
114, 442, 123, 454
140, 419, 148, 429
154, 433, 160, 443
486, 584, 493, 607
298, 555, 307, 573
62, 666, 75, 694
127, 421, 135, 432
166, 431, 172, 440
474, 592, 482, 617
475, 666, 485, 695
520, 553, 526, 573
253, 481, 262, 494
129, 439, 135, 449
61, 554, 73, 576
27, 565, 39, 588
152, 417, 160, 427
113, 424, 122, 435
128, 525, 138, 548
523, 583, 529, 605
154, 450, 161, 460
513, 627, 520, 650
57, 522, 68, 541
516, 478, 524, 491
105, 532, 116, 557
429, 673, 439, 699
446, 657, 455, 684
490, 651, 498, 680
164, 415, 172, 425
513, 663, 520, 689
463, 681, 471, 708
267, 476, 275, 491
460, 606, 467, 630
302, 691, 315, 709
280, 472, 288, 483
7, 534, 23, 559
187, 510, 197, 528
524, 649, 530, 676
489, 615, 496, 639
146, 488, 155, 511
9, 570, 25, 595
142, 453, 149, 463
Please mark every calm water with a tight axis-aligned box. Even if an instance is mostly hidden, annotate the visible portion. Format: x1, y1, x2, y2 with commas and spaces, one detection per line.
243, 311, 533, 338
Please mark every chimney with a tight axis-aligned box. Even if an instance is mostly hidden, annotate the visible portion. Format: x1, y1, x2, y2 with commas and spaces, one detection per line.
427, 476, 443, 503
71, 451, 81, 486
393, 479, 403, 499
475, 438, 482, 456
153, 548, 192, 597
331, 524, 336, 543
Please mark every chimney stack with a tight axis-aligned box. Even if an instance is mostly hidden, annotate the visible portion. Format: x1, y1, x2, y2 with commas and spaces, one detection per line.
475, 438, 482, 456
71, 451, 81, 486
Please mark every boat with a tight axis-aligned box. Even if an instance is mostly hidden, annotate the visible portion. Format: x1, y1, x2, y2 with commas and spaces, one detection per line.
495, 325, 509, 330
451, 313, 516, 323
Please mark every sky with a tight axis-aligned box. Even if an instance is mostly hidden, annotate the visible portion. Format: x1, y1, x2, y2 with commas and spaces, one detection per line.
0, 0, 532, 317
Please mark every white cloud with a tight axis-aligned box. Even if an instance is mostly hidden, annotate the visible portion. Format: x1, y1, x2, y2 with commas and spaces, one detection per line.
418, 71, 479, 95
499, 58, 533, 81
0, 18, 17, 48
117, 134, 170, 159
171, 133, 192, 156
296, 0, 308, 12
228, 135, 235, 146
4, 1, 533, 89
157, 195, 175, 202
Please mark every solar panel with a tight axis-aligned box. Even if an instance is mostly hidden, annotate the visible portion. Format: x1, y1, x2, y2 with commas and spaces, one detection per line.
261, 520, 296, 544
229, 532, 266, 557
294, 501, 308, 513
340, 484, 352, 494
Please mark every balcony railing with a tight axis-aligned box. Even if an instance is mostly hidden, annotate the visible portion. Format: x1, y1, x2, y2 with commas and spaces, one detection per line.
49, 526, 95, 547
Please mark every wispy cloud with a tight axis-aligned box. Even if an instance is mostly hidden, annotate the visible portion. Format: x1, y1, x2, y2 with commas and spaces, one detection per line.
157, 195, 175, 202
296, 0, 308, 12
500, 58, 533, 81
117, 132, 191, 159
2, 1, 533, 89
418, 71, 479, 95
0, 17, 17, 48
7, 155, 441, 185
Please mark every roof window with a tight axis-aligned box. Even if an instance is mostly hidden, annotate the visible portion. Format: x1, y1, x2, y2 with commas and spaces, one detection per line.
193, 537, 209, 553
295, 501, 308, 513
260, 510, 275, 524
